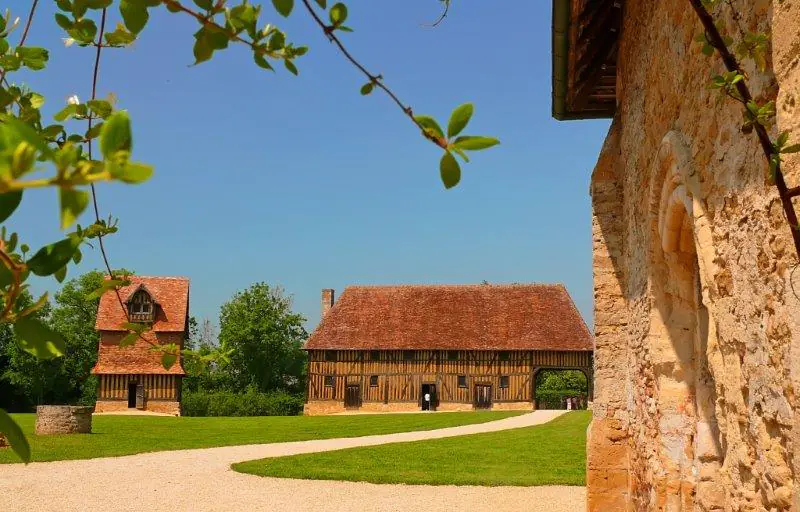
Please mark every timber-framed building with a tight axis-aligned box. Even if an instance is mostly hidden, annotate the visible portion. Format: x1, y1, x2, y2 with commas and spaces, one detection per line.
304, 284, 594, 415
92, 276, 189, 416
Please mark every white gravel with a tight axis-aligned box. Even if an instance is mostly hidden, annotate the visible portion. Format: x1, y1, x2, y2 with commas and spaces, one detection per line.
0, 410, 585, 512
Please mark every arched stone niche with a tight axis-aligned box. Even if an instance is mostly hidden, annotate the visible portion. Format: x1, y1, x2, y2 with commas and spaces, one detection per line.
644, 132, 724, 511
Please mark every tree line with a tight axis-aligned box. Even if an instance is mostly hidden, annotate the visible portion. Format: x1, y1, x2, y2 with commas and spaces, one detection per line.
0, 270, 308, 412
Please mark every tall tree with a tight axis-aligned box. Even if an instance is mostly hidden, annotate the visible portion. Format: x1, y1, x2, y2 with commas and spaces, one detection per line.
218, 283, 307, 393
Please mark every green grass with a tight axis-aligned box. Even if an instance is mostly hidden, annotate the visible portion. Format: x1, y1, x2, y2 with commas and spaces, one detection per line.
0, 411, 522, 464
233, 411, 590, 487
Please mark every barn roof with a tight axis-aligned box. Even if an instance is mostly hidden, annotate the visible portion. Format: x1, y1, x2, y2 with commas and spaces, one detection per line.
304, 284, 593, 351
93, 276, 189, 375
552, 0, 622, 120
95, 276, 189, 332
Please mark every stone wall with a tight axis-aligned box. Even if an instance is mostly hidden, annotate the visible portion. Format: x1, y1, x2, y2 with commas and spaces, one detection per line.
94, 399, 181, 416
35, 406, 92, 435
587, 1, 800, 510
303, 400, 533, 415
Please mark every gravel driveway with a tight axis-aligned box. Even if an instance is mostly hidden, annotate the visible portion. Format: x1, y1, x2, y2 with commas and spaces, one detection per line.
0, 410, 585, 511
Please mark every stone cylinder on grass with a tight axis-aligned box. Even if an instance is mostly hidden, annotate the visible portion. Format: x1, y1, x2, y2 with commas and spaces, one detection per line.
35, 405, 93, 435
0, 433, 7, 447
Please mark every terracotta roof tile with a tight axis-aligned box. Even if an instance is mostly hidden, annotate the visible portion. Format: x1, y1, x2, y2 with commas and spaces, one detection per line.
304, 284, 593, 351
95, 276, 189, 332
93, 276, 189, 375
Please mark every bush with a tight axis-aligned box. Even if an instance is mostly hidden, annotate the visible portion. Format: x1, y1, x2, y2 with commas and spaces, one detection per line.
182, 389, 304, 417
535, 389, 587, 410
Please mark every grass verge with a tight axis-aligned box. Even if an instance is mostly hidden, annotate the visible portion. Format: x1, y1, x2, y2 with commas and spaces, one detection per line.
233, 411, 590, 486
0, 411, 521, 464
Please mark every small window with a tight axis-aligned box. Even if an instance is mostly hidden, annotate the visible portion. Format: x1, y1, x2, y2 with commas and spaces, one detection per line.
324, 375, 334, 387
370, 350, 380, 361
128, 289, 154, 321
500, 376, 510, 388
325, 351, 337, 362
403, 350, 414, 361
447, 351, 458, 361
499, 351, 510, 361
370, 375, 379, 387
457, 375, 467, 388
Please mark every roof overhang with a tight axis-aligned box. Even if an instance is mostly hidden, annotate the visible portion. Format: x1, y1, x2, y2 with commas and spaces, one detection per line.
552, 0, 622, 120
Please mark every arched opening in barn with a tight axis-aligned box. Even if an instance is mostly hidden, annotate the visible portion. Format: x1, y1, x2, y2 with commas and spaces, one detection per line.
533, 368, 590, 410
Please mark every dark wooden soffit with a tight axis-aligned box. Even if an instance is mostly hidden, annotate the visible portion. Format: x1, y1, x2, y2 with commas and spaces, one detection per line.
552, 0, 622, 120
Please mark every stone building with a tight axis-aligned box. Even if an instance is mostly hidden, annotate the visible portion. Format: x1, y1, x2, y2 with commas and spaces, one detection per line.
92, 276, 189, 416
552, 0, 800, 510
303, 284, 593, 415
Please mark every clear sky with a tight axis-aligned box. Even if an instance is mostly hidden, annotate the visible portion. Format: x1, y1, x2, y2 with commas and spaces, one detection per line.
12, 0, 610, 332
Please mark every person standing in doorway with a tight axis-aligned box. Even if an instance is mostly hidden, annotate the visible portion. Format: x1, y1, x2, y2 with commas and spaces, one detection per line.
424, 391, 431, 411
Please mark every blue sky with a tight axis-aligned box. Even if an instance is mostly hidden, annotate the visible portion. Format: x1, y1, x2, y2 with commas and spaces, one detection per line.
12, 0, 610, 332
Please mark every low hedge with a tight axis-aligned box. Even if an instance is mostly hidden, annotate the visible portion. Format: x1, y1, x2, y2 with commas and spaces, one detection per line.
182, 390, 304, 417
535, 389, 587, 410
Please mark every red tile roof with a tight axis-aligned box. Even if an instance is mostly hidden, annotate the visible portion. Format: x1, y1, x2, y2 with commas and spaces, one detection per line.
95, 276, 189, 332
93, 276, 189, 375
304, 284, 593, 351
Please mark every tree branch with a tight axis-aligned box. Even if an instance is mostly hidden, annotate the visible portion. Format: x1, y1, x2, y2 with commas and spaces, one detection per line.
689, 0, 800, 258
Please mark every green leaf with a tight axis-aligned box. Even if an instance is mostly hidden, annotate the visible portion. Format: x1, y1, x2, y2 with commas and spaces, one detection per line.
329, 2, 347, 25
284, 59, 298, 75
0, 409, 30, 463
777, 131, 790, 148
85, 121, 104, 140
783, 144, 800, 154
13, 317, 66, 359
27, 237, 82, 277
56, 0, 73, 12
41, 124, 64, 139
0, 261, 11, 288
72, 247, 82, 264
87, 278, 128, 300
447, 103, 473, 138
253, 51, 274, 70
68, 18, 98, 44
0, 192, 23, 223
87, 99, 113, 119
116, 162, 153, 184
414, 115, 444, 140
123, 322, 148, 333
192, 29, 214, 64
1, 115, 55, 158
54, 104, 79, 122
451, 145, 470, 163
272, 0, 294, 17
192, 0, 213, 9
54, 266, 67, 283
100, 111, 132, 158
104, 23, 137, 46
16, 47, 49, 70
452, 135, 500, 151
59, 188, 90, 229
161, 350, 177, 370
439, 152, 461, 189
120, 0, 148, 34
336, 25, 353, 32
360, 82, 373, 95
119, 332, 138, 347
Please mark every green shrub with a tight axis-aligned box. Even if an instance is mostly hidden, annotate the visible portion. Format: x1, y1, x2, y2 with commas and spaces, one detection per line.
535, 389, 587, 410
182, 390, 304, 417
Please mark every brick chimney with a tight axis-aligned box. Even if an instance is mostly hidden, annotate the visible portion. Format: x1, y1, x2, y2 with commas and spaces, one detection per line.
321, 289, 335, 317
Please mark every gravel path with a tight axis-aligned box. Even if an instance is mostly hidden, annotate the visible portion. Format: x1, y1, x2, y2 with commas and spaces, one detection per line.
0, 410, 585, 512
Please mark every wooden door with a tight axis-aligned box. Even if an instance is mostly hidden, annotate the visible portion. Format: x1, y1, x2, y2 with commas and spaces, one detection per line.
344, 384, 361, 409
136, 382, 145, 409
474, 384, 492, 410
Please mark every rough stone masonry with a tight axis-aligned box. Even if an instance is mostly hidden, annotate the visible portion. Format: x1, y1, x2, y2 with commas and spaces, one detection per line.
585, 0, 800, 510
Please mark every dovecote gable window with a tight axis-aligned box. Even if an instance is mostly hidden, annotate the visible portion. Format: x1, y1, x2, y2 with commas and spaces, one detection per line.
128, 288, 155, 322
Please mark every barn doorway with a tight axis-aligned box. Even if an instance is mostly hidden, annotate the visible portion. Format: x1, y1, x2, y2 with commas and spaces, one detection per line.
421, 383, 437, 411
344, 384, 361, 409
474, 384, 492, 409
127, 382, 137, 408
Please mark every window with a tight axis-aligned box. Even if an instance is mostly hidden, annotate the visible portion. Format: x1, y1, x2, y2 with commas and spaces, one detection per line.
325, 350, 337, 362
128, 289, 154, 322
370, 375, 379, 387
403, 350, 414, 361
370, 350, 380, 361
499, 351, 510, 361
500, 376, 510, 389
447, 351, 458, 361
324, 375, 334, 387
457, 375, 467, 388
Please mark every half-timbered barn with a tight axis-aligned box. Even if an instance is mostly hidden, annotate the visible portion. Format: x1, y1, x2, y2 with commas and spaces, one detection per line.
304, 284, 593, 415
92, 276, 189, 415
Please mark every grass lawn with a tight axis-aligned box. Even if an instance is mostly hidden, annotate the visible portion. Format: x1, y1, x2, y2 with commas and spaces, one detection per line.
233, 411, 590, 487
0, 411, 522, 464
